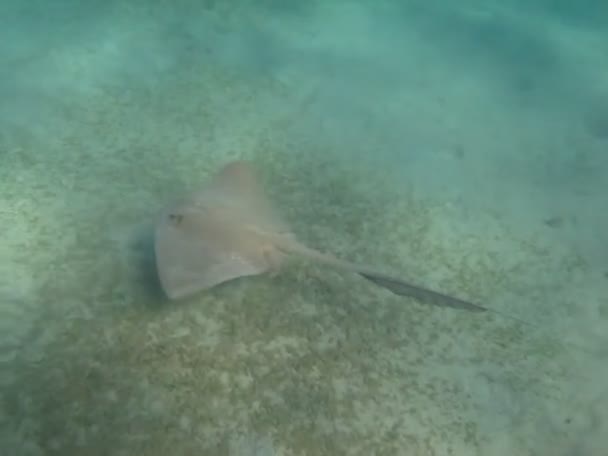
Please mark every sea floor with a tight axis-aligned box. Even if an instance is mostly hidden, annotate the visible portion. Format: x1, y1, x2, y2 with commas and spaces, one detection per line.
1, 1, 607, 455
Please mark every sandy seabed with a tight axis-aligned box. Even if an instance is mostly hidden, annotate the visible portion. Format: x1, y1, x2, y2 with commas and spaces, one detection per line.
1, 1, 607, 455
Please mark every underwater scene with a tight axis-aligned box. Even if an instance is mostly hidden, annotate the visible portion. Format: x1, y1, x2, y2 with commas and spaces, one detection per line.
1, 0, 607, 454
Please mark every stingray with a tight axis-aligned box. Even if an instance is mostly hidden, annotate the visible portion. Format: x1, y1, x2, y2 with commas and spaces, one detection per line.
154, 160, 490, 312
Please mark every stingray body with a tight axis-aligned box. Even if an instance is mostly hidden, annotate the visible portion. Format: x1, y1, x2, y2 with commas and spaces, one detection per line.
154, 160, 488, 312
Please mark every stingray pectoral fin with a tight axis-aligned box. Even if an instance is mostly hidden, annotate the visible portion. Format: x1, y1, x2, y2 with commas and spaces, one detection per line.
358, 272, 487, 312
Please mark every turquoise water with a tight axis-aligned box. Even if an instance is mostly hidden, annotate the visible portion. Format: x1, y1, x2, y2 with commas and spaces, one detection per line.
1, 1, 607, 454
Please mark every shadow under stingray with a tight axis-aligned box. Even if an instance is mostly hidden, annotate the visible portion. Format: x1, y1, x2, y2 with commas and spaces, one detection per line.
124, 223, 167, 306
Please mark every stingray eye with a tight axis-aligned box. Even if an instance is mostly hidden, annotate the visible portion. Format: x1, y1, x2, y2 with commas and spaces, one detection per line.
168, 213, 184, 225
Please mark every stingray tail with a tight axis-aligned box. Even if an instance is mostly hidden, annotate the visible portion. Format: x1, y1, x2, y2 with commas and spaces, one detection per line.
275, 237, 487, 312
358, 272, 488, 312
